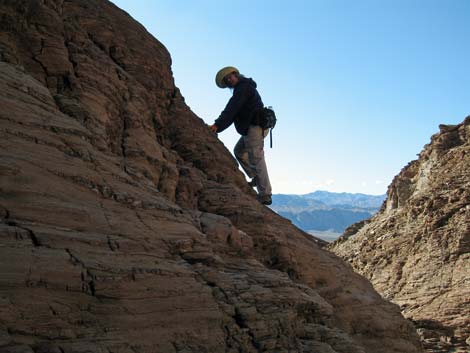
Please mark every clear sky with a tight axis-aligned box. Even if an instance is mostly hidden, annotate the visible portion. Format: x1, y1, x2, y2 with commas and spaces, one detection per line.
110, 0, 469, 195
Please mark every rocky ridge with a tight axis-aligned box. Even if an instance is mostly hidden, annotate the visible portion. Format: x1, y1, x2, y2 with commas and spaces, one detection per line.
331, 118, 470, 352
0, 1, 423, 352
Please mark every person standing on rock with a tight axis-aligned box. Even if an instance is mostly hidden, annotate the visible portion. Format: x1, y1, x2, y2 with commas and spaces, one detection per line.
209, 66, 272, 205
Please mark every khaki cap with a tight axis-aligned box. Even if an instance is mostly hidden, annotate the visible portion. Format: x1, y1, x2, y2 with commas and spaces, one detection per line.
215, 66, 239, 88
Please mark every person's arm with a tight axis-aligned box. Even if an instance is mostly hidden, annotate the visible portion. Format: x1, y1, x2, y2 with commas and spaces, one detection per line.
214, 84, 249, 133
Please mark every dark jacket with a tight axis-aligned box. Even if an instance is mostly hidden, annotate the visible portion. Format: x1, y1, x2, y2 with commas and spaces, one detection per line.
214, 76, 264, 135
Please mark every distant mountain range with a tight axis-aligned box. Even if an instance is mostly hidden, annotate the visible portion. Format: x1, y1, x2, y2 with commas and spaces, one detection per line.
270, 191, 386, 241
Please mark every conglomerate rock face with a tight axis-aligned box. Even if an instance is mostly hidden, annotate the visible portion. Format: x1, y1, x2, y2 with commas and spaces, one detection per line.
0, 1, 423, 352
331, 119, 470, 353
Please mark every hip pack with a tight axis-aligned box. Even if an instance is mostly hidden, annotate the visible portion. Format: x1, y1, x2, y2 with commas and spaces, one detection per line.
253, 106, 277, 148
255, 106, 277, 130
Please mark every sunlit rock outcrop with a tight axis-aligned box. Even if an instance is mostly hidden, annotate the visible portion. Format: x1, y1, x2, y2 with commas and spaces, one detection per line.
331, 118, 470, 353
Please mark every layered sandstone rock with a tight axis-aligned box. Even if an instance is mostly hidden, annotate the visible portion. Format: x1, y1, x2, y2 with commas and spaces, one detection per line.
0, 1, 422, 352
331, 118, 470, 352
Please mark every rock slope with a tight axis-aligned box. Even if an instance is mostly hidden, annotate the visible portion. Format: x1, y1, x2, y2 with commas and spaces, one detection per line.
0, 1, 422, 352
331, 119, 470, 352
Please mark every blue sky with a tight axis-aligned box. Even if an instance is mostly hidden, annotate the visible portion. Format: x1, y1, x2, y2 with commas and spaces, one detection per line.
110, 0, 469, 195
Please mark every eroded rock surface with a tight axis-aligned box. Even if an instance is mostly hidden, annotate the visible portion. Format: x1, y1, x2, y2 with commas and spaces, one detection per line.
331, 118, 470, 353
0, 1, 422, 352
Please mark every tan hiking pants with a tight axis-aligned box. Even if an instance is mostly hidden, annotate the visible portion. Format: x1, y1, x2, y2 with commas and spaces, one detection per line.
234, 125, 272, 196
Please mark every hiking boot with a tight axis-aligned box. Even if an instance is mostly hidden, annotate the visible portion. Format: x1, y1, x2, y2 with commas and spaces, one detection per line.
257, 194, 272, 206
248, 177, 257, 188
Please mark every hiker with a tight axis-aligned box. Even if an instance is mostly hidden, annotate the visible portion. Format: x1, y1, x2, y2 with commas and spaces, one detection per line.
209, 66, 272, 205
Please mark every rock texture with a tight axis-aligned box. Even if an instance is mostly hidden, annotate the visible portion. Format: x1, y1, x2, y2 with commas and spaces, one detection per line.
0, 1, 422, 352
331, 118, 470, 353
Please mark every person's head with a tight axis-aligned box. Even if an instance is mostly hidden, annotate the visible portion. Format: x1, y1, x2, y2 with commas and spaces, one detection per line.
216, 66, 240, 88
223, 71, 239, 88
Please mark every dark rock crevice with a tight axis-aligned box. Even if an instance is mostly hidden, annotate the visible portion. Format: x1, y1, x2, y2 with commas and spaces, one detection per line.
1, 207, 10, 222
31, 37, 47, 75
65, 248, 97, 298
4, 219, 41, 247
193, 271, 260, 352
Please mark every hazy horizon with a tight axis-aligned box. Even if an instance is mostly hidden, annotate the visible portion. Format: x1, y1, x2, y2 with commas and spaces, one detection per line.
273, 189, 386, 197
